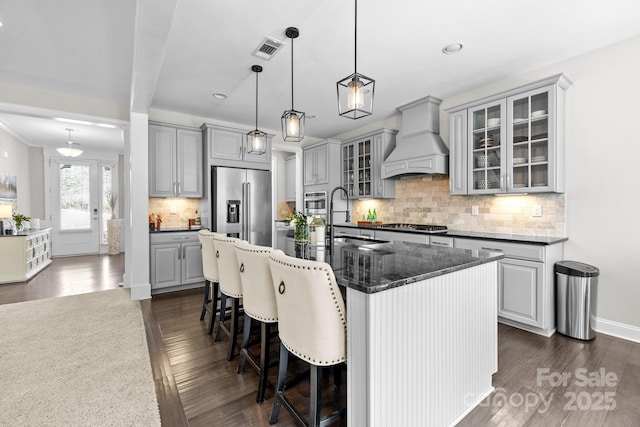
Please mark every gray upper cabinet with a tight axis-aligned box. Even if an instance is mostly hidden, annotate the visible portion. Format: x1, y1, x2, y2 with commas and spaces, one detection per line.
303, 140, 341, 193
448, 110, 467, 195
202, 123, 271, 170
149, 123, 203, 198
341, 129, 397, 199
285, 155, 296, 202
446, 74, 572, 195
304, 143, 330, 186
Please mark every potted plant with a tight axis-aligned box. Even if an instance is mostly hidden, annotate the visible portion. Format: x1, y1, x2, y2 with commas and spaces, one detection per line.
12, 212, 31, 233
106, 193, 120, 255
285, 211, 310, 242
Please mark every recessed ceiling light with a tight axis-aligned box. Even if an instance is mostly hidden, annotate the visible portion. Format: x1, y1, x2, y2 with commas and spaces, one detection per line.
442, 43, 463, 54
212, 93, 227, 100
306, 114, 316, 119
0, 21, 3, 27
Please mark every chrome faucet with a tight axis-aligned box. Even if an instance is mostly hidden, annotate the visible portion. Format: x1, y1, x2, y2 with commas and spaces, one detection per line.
329, 186, 350, 263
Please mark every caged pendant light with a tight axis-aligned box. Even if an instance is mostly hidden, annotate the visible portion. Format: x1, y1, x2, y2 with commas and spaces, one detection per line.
57, 128, 83, 157
337, 0, 375, 119
246, 65, 267, 155
281, 27, 305, 142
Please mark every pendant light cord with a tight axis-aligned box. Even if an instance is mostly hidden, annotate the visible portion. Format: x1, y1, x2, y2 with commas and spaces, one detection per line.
255, 71, 259, 129
290, 36, 294, 110
354, 0, 358, 75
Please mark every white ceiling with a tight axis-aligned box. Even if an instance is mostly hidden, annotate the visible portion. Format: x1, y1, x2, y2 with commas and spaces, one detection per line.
1, 0, 640, 151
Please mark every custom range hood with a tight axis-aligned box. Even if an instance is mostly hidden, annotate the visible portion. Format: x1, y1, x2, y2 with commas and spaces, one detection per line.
381, 96, 449, 179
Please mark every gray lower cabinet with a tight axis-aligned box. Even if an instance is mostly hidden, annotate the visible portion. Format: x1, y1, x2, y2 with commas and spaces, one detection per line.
373, 230, 428, 244
149, 122, 203, 197
454, 237, 563, 336
150, 232, 204, 294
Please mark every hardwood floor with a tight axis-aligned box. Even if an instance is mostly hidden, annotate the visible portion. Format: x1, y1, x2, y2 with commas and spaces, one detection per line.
1, 254, 639, 426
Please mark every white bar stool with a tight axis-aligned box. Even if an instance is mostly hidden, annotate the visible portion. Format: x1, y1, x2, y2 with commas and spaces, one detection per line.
198, 230, 219, 335
212, 234, 243, 361
234, 240, 278, 403
268, 249, 347, 426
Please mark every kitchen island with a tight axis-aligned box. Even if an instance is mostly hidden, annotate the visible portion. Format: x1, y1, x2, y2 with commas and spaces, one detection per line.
310, 238, 503, 427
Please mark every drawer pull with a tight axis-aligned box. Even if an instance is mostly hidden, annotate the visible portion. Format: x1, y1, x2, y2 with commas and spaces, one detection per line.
481, 247, 504, 252
431, 241, 450, 247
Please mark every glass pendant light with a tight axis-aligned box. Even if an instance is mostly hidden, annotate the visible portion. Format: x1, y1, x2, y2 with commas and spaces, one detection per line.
57, 128, 83, 157
337, 0, 375, 119
281, 27, 305, 142
246, 65, 267, 155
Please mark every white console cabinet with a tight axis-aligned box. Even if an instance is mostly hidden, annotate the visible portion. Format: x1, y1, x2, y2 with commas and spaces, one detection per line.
0, 228, 52, 284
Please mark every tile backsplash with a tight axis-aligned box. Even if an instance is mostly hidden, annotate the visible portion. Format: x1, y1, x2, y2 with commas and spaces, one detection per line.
351, 175, 565, 236
148, 198, 201, 229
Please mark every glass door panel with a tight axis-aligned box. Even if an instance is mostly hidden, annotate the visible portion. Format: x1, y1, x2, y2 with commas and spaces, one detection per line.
59, 164, 91, 231
342, 144, 355, 197
101, 165, 113, 245
509, 90, 549, 190
357, 140, 371, 197
470, 102, 504, 192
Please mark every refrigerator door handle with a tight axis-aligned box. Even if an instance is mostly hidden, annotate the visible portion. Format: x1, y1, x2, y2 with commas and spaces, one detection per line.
246, 182, 251, 243
241, 182, 246, 240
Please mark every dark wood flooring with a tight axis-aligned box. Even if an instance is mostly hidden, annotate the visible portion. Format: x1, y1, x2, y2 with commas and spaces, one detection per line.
1, 254, 639, 426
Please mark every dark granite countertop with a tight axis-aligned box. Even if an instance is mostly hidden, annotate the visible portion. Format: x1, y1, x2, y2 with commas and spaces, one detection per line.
149, 227, 203, 233
303, 239, 503, 294
331, 223, 567, 245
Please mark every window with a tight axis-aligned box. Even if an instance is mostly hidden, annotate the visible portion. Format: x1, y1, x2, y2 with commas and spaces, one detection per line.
59, 164, 91, 231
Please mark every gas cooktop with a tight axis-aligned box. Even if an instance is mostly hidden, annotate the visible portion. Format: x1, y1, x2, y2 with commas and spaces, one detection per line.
377, 223, 448, 234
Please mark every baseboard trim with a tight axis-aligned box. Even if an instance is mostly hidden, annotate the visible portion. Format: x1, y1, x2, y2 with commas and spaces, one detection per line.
593, 316, 640, 344
130, 283, 152, 300
498, 317, 555, 337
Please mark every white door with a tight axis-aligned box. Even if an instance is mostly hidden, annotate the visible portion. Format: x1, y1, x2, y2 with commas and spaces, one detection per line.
51, 159, 101, 256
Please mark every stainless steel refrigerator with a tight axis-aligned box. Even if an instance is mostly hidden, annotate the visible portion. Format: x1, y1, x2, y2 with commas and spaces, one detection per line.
211, 166, 272, 246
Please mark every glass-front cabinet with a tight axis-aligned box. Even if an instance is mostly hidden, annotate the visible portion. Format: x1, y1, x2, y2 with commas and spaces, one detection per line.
342, 139, 371, 197
341, 129, 397, 199
469, 100, 506, 193
452, 74, 571, 195
508, 87, 555, 191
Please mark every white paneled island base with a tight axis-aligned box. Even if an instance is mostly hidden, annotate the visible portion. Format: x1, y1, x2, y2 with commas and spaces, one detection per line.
346, 261, 498, 426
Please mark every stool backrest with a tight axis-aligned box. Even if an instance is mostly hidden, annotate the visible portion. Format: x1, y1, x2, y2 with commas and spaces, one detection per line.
198, 230, 219, 283
212, 235, 243, 298
235, 241, 277, 323
268, 250, 346, 366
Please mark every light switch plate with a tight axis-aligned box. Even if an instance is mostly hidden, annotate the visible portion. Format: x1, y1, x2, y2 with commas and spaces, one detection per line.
472, 206, 479, 216
532, 205, 542, 217
170, 205, 177, 214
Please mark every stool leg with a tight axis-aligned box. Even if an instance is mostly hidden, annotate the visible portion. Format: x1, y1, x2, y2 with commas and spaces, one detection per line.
200, 280, 210, 321
237, 313, 252, 373
257, 322, 271, 404
208, 282, 219, 335
215, 293, 228, 342
227, 297, 240, 361
333, 365, 342, 387
309, 365, 323, 427
269, 342, 289, 424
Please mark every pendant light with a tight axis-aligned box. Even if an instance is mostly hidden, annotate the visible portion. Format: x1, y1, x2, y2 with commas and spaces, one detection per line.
246, 65, 267, 155
337, 0, 375, 119
57, 128, 83, 157
281, 27, 305, 142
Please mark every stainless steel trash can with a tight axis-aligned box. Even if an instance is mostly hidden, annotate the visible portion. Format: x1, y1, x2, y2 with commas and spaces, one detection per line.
555, 261, 599, 340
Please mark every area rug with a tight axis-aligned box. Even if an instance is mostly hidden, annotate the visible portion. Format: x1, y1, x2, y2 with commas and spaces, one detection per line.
0, 289, 161, 426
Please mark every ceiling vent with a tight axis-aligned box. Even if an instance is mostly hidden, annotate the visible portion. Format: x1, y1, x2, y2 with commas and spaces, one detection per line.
252, 36, 285, 60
